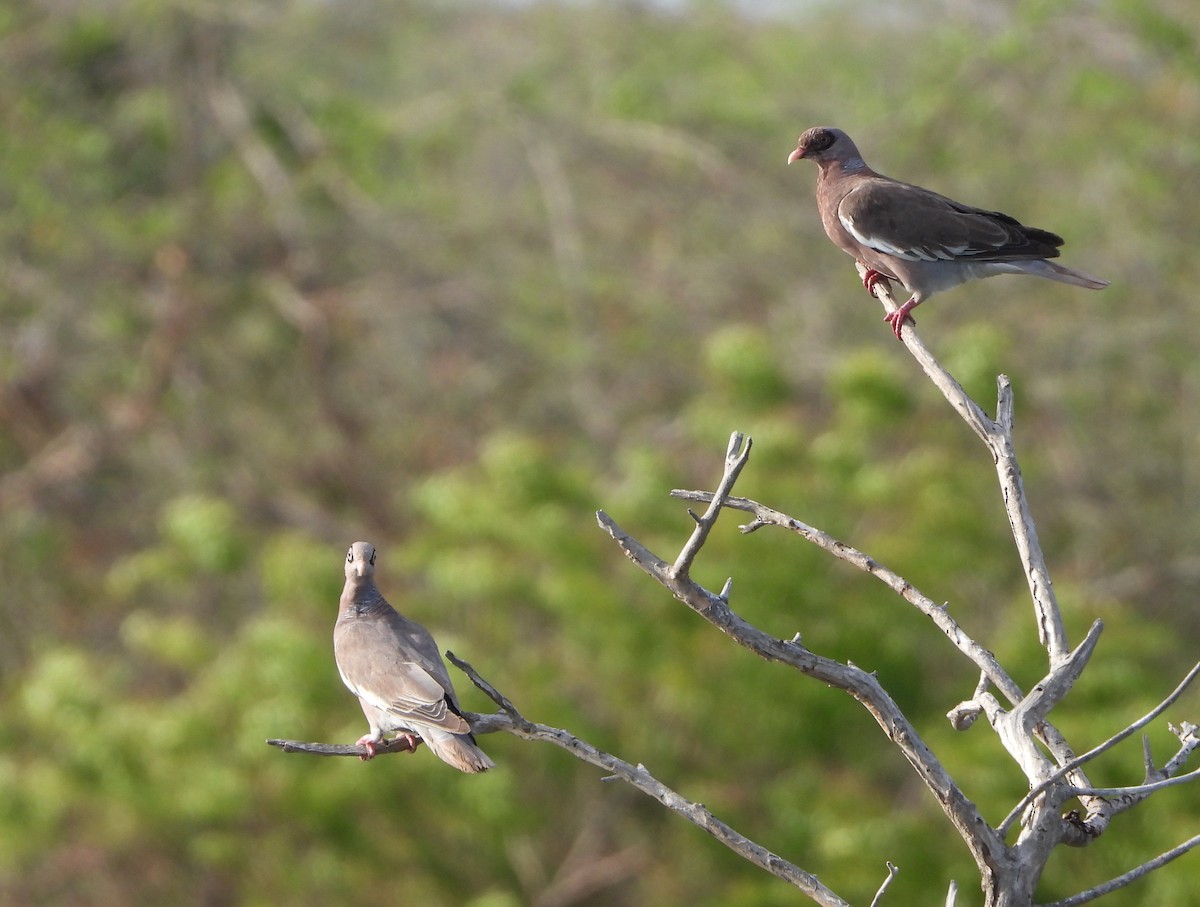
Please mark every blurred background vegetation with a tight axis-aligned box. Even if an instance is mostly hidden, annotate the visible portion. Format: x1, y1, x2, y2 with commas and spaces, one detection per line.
1, 0, 1198, 904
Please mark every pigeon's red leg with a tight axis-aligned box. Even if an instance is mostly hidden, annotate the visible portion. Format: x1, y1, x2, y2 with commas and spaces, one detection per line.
355, 735, 379, 761
355, 733, 423, 760
861, 267, 889, 298
883, 297, 919, 340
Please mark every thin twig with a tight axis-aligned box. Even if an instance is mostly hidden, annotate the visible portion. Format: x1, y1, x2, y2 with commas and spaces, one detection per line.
444, 653, 853, 907
672, 432, 751, 579
1037, 832, 1200, 907
868, 862, 899, 907
854, 265, 994, 441
671, 487, 1025, 706
997, 661, 1200, 836
1070, 765, 1200, 799
991, 376, 1067, 664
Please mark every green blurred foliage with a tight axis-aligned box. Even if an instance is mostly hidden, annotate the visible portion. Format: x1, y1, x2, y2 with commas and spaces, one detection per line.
0, 0, 1198, 904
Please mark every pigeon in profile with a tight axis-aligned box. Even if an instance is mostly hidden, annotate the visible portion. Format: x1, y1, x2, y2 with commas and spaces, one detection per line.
334, 541, 493, 773
788, 126, 1109, 339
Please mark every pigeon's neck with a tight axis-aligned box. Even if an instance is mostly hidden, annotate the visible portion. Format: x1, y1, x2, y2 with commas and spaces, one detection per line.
341, 579, 386, 617
825, 155, 868, 177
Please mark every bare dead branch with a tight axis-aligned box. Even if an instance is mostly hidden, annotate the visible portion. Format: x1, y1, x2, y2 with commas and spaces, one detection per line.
1016, 621, 1103, 730
948, 674, 992, 731
443, 653, 854, 907
267, 736, 422, 758
267, 710, 515, 757
853, 267, 994, 441
977, 623, 1106, 792
1070, 765, 1200, 799
990, 376, 1068, 666
1038, 832, 1200, 907
860, 268, 1115, 849
671, 487, 1025, 706
600, 433, 1006, 879
1164, 721, 1200, 773
672, 432, 752, 579
269, 304, 1198, 906
945, 879, 959, 907
860, 265, 1067, 665
997, 662, 1200, 837
869, 862, 899, 907
1067, 721, 1200, 801
672, 486, 1103, 799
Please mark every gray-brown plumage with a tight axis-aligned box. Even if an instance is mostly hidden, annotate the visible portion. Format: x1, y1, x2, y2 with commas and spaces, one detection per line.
788, 126, 1108, 339
333, 541, 493, 773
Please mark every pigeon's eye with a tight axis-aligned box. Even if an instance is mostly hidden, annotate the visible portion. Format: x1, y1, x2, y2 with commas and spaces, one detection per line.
812, 130, 835, 152
347, 550, 353, 563
369, 551, 376, 565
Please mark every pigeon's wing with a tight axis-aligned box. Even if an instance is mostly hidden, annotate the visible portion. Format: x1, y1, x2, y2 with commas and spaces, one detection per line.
335, 616, 470, 733
838, 179, 1063, 264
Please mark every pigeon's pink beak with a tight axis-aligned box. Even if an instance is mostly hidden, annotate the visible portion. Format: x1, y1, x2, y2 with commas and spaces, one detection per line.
787, 146, 807, 165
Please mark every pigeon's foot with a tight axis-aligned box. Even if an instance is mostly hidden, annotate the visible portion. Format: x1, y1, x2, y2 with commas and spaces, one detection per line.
355, 735, 379, 761
399, 733, 420, 753
861, 268, 889, 298
884, 298, 919, 340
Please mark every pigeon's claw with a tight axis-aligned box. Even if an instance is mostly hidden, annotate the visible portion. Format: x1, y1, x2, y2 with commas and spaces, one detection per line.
355, 735, 379, 761
884, 298, 919, 341
861, 267, 889, 298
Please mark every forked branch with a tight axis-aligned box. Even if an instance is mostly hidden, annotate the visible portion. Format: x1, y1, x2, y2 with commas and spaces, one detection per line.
268, 281, 1197, 905
671, 486, 1025, 706
444, 653, 854, 907
860, 265, 1067, 665
267, 656, 854, 907
598, 434, 1005, 879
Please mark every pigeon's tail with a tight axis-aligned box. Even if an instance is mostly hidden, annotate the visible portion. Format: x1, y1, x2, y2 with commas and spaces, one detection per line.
420, 727, 494, 773
1019, 259, 1110, 290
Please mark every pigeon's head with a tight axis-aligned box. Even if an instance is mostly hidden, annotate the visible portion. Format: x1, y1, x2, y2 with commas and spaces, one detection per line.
345, 541, 377, 580
787, 126, 862, 168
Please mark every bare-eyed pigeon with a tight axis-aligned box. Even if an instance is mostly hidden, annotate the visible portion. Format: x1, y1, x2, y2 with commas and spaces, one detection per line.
788, 126, 1109, 339
334, 541, 494, 773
